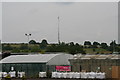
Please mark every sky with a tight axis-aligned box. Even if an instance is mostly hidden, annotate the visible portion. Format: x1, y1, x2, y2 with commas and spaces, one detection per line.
2, 2, 118, 44
0, 2, 2, 42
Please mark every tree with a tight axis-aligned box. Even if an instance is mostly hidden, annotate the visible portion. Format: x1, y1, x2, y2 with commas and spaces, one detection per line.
93, 42, 100, 45
47, 44, 60, 52
41, 39, 48, 45
84, 41, 91, 45
84, 41, 92, 48
29, 40, 37, 44
101, 43, 108, 49
40, 39, 48, 49
46, 42, 85, 55
69, 42, 74, 46
75, 43, 79, 46
20, 44, 28, 50
30, 45, 40, 52
93, 48, 96, 52
2, 44, 12, 51
110, 40, 117, 46
109, 40, 117, 52
11, 48, 20, 53
67, 42, 85, 55
93, 41, 100, 48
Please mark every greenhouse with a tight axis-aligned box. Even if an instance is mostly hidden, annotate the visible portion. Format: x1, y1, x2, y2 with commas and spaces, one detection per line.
0, 53, 73, 77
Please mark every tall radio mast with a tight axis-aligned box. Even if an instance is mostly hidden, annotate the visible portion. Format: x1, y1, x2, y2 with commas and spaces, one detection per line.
58, 16, 60, 44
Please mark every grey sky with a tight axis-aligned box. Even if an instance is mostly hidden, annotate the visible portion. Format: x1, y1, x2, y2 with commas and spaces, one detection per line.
0, 2, 2, 41
2, 2, 118, 44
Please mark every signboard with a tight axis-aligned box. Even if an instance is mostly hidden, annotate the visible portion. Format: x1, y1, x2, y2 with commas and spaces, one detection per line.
56, 66, 71, 71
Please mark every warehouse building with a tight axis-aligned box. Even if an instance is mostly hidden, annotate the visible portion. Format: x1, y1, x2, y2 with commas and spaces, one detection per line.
69, 54, 120, 79
0, 53, 73, 77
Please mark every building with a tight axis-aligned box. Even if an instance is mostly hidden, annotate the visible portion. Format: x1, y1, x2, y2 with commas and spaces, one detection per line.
0, 53, 73, 77
69, 54, 120, 79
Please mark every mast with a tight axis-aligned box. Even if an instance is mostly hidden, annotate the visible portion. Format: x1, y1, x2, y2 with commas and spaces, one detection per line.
58, 16, 60, 44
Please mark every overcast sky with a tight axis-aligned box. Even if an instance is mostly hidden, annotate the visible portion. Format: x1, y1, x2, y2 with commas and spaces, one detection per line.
2, 2, 118, 44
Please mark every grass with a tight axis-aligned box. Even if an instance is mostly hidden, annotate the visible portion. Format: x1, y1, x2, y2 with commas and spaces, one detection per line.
83, 48, 111, 54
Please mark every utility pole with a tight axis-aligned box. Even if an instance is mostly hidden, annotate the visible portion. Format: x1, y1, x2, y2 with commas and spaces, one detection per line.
112, 40, 116, 53
58, 16, 60, 44
25, 33, 31, 51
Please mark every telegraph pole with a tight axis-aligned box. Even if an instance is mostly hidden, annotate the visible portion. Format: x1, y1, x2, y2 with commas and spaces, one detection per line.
112, 40, 115, 53
25, 33, 31, 51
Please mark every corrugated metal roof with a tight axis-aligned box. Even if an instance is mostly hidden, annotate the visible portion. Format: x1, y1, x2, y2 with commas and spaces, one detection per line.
111, 55, 120, 59
0, 54, 60, 63
73, 54, 120, 59
0, 53, 73, 65
96, 55, 110, 59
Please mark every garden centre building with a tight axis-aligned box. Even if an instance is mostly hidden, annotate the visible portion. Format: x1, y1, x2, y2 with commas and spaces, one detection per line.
69, 54, 120, 79
0, 53, 73, 77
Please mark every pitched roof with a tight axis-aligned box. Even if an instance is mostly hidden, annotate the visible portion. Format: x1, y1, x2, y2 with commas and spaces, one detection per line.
0, 54, 59, 63
73, 54, 120, 59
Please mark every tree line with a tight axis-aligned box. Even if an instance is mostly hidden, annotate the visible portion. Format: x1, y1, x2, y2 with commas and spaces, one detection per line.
2, 39, 120, 55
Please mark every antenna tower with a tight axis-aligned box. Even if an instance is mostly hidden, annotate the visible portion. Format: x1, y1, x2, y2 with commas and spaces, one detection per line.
58, 16, 60, 44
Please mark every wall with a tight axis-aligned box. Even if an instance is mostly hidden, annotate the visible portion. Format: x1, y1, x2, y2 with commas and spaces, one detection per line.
2, 63, 46, 78
69, 58, 120, 78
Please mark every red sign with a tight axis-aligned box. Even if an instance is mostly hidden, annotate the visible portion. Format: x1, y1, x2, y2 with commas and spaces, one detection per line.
56, 66, 71, 71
